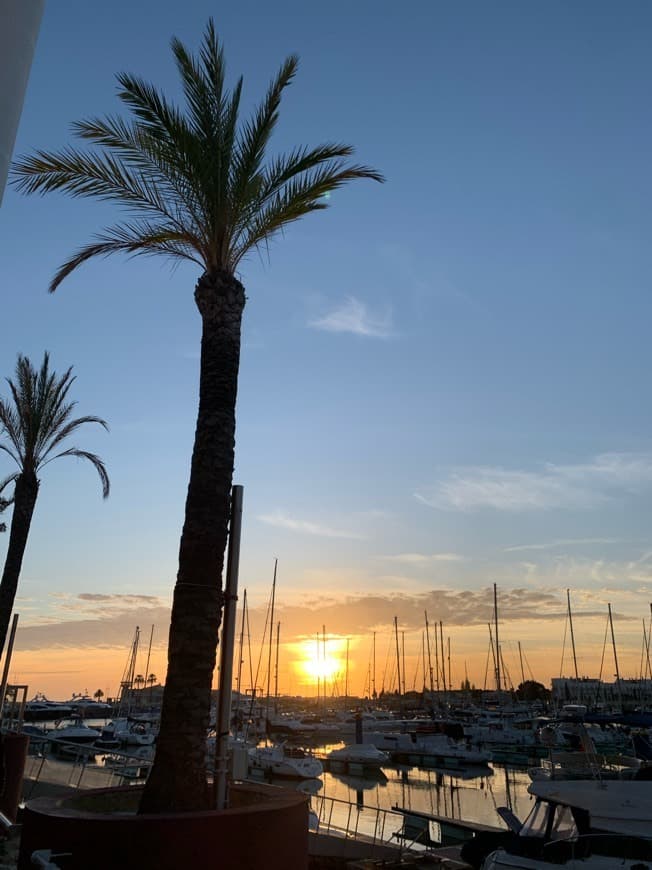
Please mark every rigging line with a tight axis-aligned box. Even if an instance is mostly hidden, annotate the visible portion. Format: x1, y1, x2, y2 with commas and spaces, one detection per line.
252, 580, 275, 704
483, 635, 491, 692
522, 648, 535, 682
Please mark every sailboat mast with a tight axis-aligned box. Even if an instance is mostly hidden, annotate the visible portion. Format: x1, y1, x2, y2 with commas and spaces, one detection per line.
425, 611, 434, 693
494, 584, 501, 693
372, 631, 376, 699
274, 621, 280, 706
518, 641, 525, 688
434, 621, 440, 693
567, 589, 579, 680
265, 559, 277, 721
345, 638, 350, 699
447, 636, 451, 692
323, 625, 327, 703
236, 589, 247, 696
143, 624, 154, 709
439, 621, 447, 693
608, 602, 623, 709
394, 617, 402, 702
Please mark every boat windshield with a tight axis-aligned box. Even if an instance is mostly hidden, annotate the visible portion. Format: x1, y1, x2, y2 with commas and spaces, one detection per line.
519, 801, 578, 841
549, 805, 577, 841
519, 800, 549, 838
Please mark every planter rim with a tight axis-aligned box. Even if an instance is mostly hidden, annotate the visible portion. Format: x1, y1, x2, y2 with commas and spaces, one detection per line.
24, 782, 308, 822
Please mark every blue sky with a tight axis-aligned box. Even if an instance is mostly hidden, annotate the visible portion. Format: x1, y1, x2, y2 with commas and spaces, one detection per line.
2, 0, 652, 695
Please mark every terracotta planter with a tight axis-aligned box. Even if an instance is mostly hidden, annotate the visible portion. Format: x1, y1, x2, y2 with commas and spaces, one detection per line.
18, 782, 309, 869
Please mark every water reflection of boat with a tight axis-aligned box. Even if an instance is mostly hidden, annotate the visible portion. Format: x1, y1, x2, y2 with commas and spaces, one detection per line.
330, 771, 388, 791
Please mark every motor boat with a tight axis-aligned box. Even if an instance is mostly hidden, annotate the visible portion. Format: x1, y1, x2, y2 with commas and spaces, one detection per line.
49, 718, 102, 745
326, 743, 389, 769
23, 698, 74, 722
95, 717, 156, 749
463, 779, 652, 869
248, 744, 323, 780
365, 731, 490, 766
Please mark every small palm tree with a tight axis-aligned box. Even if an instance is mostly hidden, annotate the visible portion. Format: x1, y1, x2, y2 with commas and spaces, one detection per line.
0, 353, 109, 656
93, 688, 104, 702
12, 20, 382, 813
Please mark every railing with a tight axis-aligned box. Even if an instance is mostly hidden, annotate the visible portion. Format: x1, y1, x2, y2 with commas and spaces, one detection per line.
307, 791, 429, 857
23, 738, 153, 799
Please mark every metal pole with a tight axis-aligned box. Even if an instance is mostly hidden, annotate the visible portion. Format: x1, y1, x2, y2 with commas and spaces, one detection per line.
214, 485, 243, 809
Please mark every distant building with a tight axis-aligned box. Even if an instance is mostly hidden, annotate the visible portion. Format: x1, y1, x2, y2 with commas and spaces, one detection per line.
552, 676, 652, 707
0, 0, 45, 203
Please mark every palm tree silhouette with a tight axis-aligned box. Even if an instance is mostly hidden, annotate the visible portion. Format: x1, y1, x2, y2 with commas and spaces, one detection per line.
12, 20, 382, 812
0, 353, 109, 655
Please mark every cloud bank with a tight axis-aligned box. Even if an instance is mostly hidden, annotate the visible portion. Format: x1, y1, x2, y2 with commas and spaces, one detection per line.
416, 453, 652, 512
309, 297, 393, 338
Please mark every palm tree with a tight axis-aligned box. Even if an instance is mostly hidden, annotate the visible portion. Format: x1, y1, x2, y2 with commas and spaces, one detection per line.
93, 688, 104, 702
0, 353, 109, 656
12, 20, 382, 813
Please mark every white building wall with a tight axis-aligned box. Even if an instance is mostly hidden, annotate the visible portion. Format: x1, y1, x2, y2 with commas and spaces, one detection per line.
0, 0, 45, 204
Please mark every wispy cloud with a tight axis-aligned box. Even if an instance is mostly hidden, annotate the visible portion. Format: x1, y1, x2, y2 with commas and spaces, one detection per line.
505, 538, 624, 553
380, 553, 463, 564
309, 297, 393, 338
416, 453, 652, 512
257, 510, 365, 540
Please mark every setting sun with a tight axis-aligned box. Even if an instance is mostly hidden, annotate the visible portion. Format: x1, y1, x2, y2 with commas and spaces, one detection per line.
291, 638, 349, 690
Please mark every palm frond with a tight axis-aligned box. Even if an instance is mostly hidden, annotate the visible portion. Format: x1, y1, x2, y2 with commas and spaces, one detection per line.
71, 116, 207, 236
231, 161, 383, 266
39, 416, 109, 464
12, 19, 382, 285
40, 448, 110, 498
229, 55, 298, 219
0, 473, 19, 496
12, 147, 170, 217
50, 222, 205, 291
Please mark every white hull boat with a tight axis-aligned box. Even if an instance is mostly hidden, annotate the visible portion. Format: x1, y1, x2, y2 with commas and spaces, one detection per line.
327, 743, 389, 768
248, 744, 323, 780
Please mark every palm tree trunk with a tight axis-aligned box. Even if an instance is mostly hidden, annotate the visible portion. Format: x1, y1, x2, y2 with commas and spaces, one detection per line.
140, 271, 246, 814
0, 472, 39, 658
